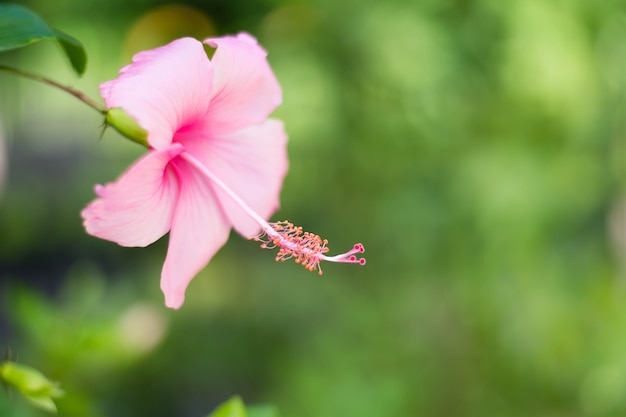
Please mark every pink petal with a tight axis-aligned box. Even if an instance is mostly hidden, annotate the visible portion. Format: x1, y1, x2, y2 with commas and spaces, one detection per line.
176, 119, 288, 237
81, 144, 184, 247
203, 33, 282, 134
161, 158, 231, 309
100, 38, 213, 150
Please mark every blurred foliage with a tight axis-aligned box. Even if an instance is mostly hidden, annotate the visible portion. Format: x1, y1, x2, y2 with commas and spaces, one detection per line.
205, 396, 280, 417
1, 0, 626, 416
1, 360, 65, 413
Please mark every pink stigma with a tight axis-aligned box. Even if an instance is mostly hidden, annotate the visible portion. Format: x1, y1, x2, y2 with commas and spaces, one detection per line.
251, 221, 366, 275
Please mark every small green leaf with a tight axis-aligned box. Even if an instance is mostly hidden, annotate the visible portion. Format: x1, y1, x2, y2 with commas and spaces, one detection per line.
0, 3, 86, 75
207, 396, 247, 417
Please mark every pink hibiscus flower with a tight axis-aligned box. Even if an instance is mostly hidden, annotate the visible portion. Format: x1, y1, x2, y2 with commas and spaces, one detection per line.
82, 34, 365, 309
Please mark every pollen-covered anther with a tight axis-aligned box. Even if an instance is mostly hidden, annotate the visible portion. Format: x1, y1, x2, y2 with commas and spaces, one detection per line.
251, 221, 366, 274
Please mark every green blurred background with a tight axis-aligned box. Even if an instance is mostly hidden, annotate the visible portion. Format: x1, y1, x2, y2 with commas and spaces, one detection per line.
1, 0, 626, 416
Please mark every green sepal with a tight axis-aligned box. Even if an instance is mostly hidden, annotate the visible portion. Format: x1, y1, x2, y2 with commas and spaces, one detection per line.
105, 108, 149, 147
0, 3, 87, 75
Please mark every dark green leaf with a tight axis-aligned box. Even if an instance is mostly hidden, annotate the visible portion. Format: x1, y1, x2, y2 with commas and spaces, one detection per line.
0, 3, 86, 75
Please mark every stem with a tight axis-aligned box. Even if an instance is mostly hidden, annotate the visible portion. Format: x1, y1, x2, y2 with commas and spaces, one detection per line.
0, 65, 106, 113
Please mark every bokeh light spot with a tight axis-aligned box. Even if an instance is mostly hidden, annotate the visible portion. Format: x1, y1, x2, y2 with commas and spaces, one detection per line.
121, 4, 216, 63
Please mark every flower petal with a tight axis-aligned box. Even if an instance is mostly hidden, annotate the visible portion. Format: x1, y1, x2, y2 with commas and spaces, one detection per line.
161, 158, 231, 309
81, 144, 184, 247
203, 33, 282, 134
100, 38, 212, 150
176, 119, 288, 237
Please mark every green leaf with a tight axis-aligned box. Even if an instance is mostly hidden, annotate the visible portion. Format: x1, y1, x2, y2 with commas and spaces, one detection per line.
207, 396, 247, 417
0, 3, 86, 75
